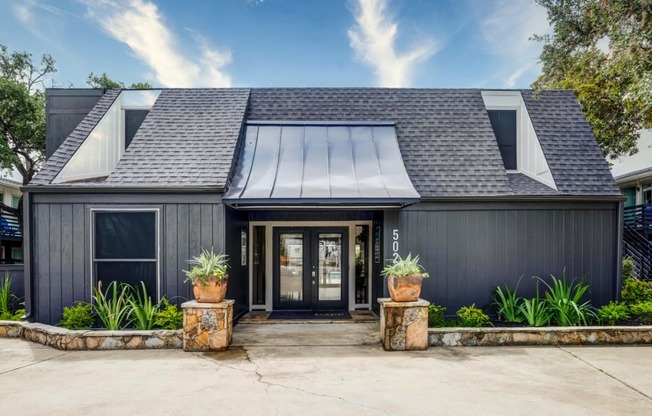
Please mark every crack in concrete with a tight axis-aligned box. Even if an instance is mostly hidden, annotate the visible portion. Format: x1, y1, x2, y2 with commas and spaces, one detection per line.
558, 346, 652, 402
0, 351, 70, 377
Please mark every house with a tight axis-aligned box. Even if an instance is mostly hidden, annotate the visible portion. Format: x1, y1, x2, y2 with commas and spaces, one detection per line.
0, 172, 23, 264
610, 129, 652, 277
22, 88, 624, 324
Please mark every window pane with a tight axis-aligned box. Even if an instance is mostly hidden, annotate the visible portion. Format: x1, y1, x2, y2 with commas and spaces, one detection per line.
96, 261, 156, 298
125, 109, 149, 149
318, 233, 342, 301
280, 233, 303, 301
355, 225, 369, 304
499, 146, 517, 170
95, 212, 156, 259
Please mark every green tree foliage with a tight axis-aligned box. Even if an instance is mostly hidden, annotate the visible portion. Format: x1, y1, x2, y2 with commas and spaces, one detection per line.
86, 72, 152, 89
533, 0, 652, 158
0, 44, 55, 185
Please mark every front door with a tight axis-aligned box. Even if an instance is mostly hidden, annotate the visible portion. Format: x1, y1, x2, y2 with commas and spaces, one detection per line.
273, 227, 348, 311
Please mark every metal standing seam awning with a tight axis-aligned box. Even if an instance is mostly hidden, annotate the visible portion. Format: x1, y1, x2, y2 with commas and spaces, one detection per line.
223, 121, 420, 206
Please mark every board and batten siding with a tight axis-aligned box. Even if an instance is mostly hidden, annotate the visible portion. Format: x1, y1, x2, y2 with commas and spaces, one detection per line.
388, 202, 619, 314
30, 193, 225, 324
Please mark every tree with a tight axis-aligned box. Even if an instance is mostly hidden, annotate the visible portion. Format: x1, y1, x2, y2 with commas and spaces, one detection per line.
533, 0, 652, 159
86, 72, 152, 89
0, 45, 55, 185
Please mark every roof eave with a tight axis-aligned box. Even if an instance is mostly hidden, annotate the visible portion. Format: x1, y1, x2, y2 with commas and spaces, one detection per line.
21, 185, 225, 194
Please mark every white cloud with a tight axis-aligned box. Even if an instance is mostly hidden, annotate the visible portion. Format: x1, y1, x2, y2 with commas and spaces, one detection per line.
80, 0, 232, 87
347, 0, 437, 87
477, 0, 550, 88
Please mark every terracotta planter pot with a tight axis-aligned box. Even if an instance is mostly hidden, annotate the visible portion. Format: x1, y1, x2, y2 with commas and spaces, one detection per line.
387, 274, 423, 302
192, 275, 229, 303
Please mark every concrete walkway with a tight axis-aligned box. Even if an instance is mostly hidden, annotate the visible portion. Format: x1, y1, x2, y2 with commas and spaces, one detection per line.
1, 324, 652, 415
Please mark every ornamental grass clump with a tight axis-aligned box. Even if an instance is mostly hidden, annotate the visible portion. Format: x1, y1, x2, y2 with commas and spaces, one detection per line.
492, 278, 524, 323
184, 249, 229, 285
92, 281, 132, 330
0, 273, 24, 321
538, 270, 597, 326
127, 281, 158, 330
380, 253, 429, 278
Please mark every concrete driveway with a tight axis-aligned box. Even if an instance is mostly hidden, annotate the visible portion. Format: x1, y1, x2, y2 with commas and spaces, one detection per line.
1, 323, 652, 415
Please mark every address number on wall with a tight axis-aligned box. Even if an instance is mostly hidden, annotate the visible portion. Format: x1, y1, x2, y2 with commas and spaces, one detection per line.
392, 229, 399, 263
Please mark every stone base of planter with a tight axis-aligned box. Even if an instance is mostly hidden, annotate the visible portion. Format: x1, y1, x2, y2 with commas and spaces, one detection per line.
429, 326, 652, 346
378, 298, 429, 351
0, 320, 182, 350
181, 300, 234, 352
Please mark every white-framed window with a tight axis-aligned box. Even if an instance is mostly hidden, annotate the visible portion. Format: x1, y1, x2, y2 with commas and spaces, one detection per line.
90, 208, 160, 300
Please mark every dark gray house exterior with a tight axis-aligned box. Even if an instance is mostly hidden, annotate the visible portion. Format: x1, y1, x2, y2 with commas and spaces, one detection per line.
23, 88, 624, 324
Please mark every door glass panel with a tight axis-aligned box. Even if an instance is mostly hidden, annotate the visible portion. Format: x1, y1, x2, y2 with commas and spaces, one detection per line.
252, 226, 266, 305
318, 233, 342, 301
279, 233, 303, 301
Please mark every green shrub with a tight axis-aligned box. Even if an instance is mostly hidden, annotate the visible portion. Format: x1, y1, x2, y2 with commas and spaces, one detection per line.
127, 282, 158, 330
427, 304, 446, 327
622, 256, 636, 280
621, 278, 652, 304
154, 298, 183, 330
629, 302, 652, 324
0, 273, 23, 321
597, 302, 630, 325
93, 281, 132, 330
492, 280, 524, 323
456, 304, 491, 327
519, 296, 552, 327
60, 302, 95, 330
539, 270, 597, 326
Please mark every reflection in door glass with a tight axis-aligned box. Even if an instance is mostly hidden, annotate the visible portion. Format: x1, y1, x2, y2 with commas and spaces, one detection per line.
280, 233, 303, 301
318, 233, 342, 301
355, 225, 369, 304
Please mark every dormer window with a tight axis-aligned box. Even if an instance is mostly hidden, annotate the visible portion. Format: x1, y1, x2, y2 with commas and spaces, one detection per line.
487, 109, 517, 170
53, 90, 160, 183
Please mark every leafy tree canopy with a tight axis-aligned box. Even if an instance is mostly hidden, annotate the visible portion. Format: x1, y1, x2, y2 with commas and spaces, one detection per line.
533, 0, 652, 158
86, 72, 152, 89
0, 44, 55, 185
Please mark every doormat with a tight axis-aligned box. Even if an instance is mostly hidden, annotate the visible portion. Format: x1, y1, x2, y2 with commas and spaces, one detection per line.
268, 311, 352, 320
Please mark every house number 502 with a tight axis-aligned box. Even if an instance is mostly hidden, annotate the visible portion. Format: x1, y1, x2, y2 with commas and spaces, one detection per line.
392, 229, 399, 263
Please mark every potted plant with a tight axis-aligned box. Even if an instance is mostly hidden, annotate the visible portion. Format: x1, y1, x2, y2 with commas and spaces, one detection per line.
184, 249, 230, 303
381, 253, 429, 302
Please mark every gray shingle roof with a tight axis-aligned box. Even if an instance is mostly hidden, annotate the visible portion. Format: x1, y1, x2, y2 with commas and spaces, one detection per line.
30, 90, 120, 185
507, 173, 557, 195
248, 88, 514, 197
30, 87, 620, 199
521, 90, 621, 196
106, 88, 250, 188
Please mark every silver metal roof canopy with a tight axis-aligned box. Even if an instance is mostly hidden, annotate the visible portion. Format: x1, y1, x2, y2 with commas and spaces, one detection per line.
223, 122, 420, 206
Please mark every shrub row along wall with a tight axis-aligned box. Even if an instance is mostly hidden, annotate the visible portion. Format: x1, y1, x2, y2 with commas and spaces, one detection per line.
429, 326, 652, 346
0, 321, 182, 350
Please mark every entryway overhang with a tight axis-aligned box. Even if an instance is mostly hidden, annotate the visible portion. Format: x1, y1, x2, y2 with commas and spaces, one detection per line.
223, 121, 420, 206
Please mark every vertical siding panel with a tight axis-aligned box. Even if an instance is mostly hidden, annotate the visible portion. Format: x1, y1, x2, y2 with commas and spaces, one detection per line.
212, 204, 221, 252
36, 204, 50, 323
60, 204, 74, 310
72, 204, 86, 303
165, 204, 178, 300
48, 205, 62, 324
83, 204, 91, 303
434, 211, 447, 308
200, 204, 213, 250
417, 211, 430, 298
177, 204, 190, 302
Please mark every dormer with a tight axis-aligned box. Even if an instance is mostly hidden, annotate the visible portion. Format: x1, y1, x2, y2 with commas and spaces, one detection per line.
53, 90, 161, 183
481, 90, 557, 190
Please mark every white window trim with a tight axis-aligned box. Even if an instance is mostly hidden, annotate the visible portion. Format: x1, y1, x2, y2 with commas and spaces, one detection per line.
248, 220, 374, 311
89, 207, 162, 302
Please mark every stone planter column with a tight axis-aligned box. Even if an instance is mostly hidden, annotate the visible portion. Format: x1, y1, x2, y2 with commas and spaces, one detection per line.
378, 298, 429, 351
181, 300, 234, 352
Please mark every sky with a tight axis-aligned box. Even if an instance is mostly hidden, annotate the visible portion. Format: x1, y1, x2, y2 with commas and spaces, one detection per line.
0, 0, 551, 89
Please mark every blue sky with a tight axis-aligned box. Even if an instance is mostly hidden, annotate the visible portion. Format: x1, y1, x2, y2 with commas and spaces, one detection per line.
0, 0, 551, 89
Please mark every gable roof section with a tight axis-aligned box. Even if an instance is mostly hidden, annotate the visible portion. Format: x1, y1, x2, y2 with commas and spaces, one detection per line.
247, 88, 513, 197
106, 89, 250, 188
30, 90, 121, 186
521, 90, 621, 196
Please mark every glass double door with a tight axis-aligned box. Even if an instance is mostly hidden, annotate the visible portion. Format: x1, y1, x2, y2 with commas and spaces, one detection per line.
273, 227, 348, 311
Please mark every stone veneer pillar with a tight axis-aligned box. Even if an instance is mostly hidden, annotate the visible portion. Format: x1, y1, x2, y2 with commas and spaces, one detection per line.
378, 298, 430, 351
181, 300, 234, 352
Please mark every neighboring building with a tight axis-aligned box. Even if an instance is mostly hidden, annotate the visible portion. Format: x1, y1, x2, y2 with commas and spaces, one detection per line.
23, 88, 623, 324
610, 129, 652, 277
0, 172, 23, 264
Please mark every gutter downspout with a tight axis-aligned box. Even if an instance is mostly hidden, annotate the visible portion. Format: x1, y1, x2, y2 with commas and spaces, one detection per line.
21, 191, 32, 320
615, 201, 624, 301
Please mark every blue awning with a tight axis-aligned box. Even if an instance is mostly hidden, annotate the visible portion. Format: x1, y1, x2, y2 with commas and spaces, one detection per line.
224, 122, 420, 205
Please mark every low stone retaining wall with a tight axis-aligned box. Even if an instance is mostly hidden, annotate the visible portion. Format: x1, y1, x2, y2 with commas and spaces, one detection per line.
429, 326, 652, 347
0, 320, 182, 351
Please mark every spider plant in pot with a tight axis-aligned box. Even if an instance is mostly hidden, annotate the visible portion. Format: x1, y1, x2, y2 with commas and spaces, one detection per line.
381, 253, 430, 302
184, 249, 230, 303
